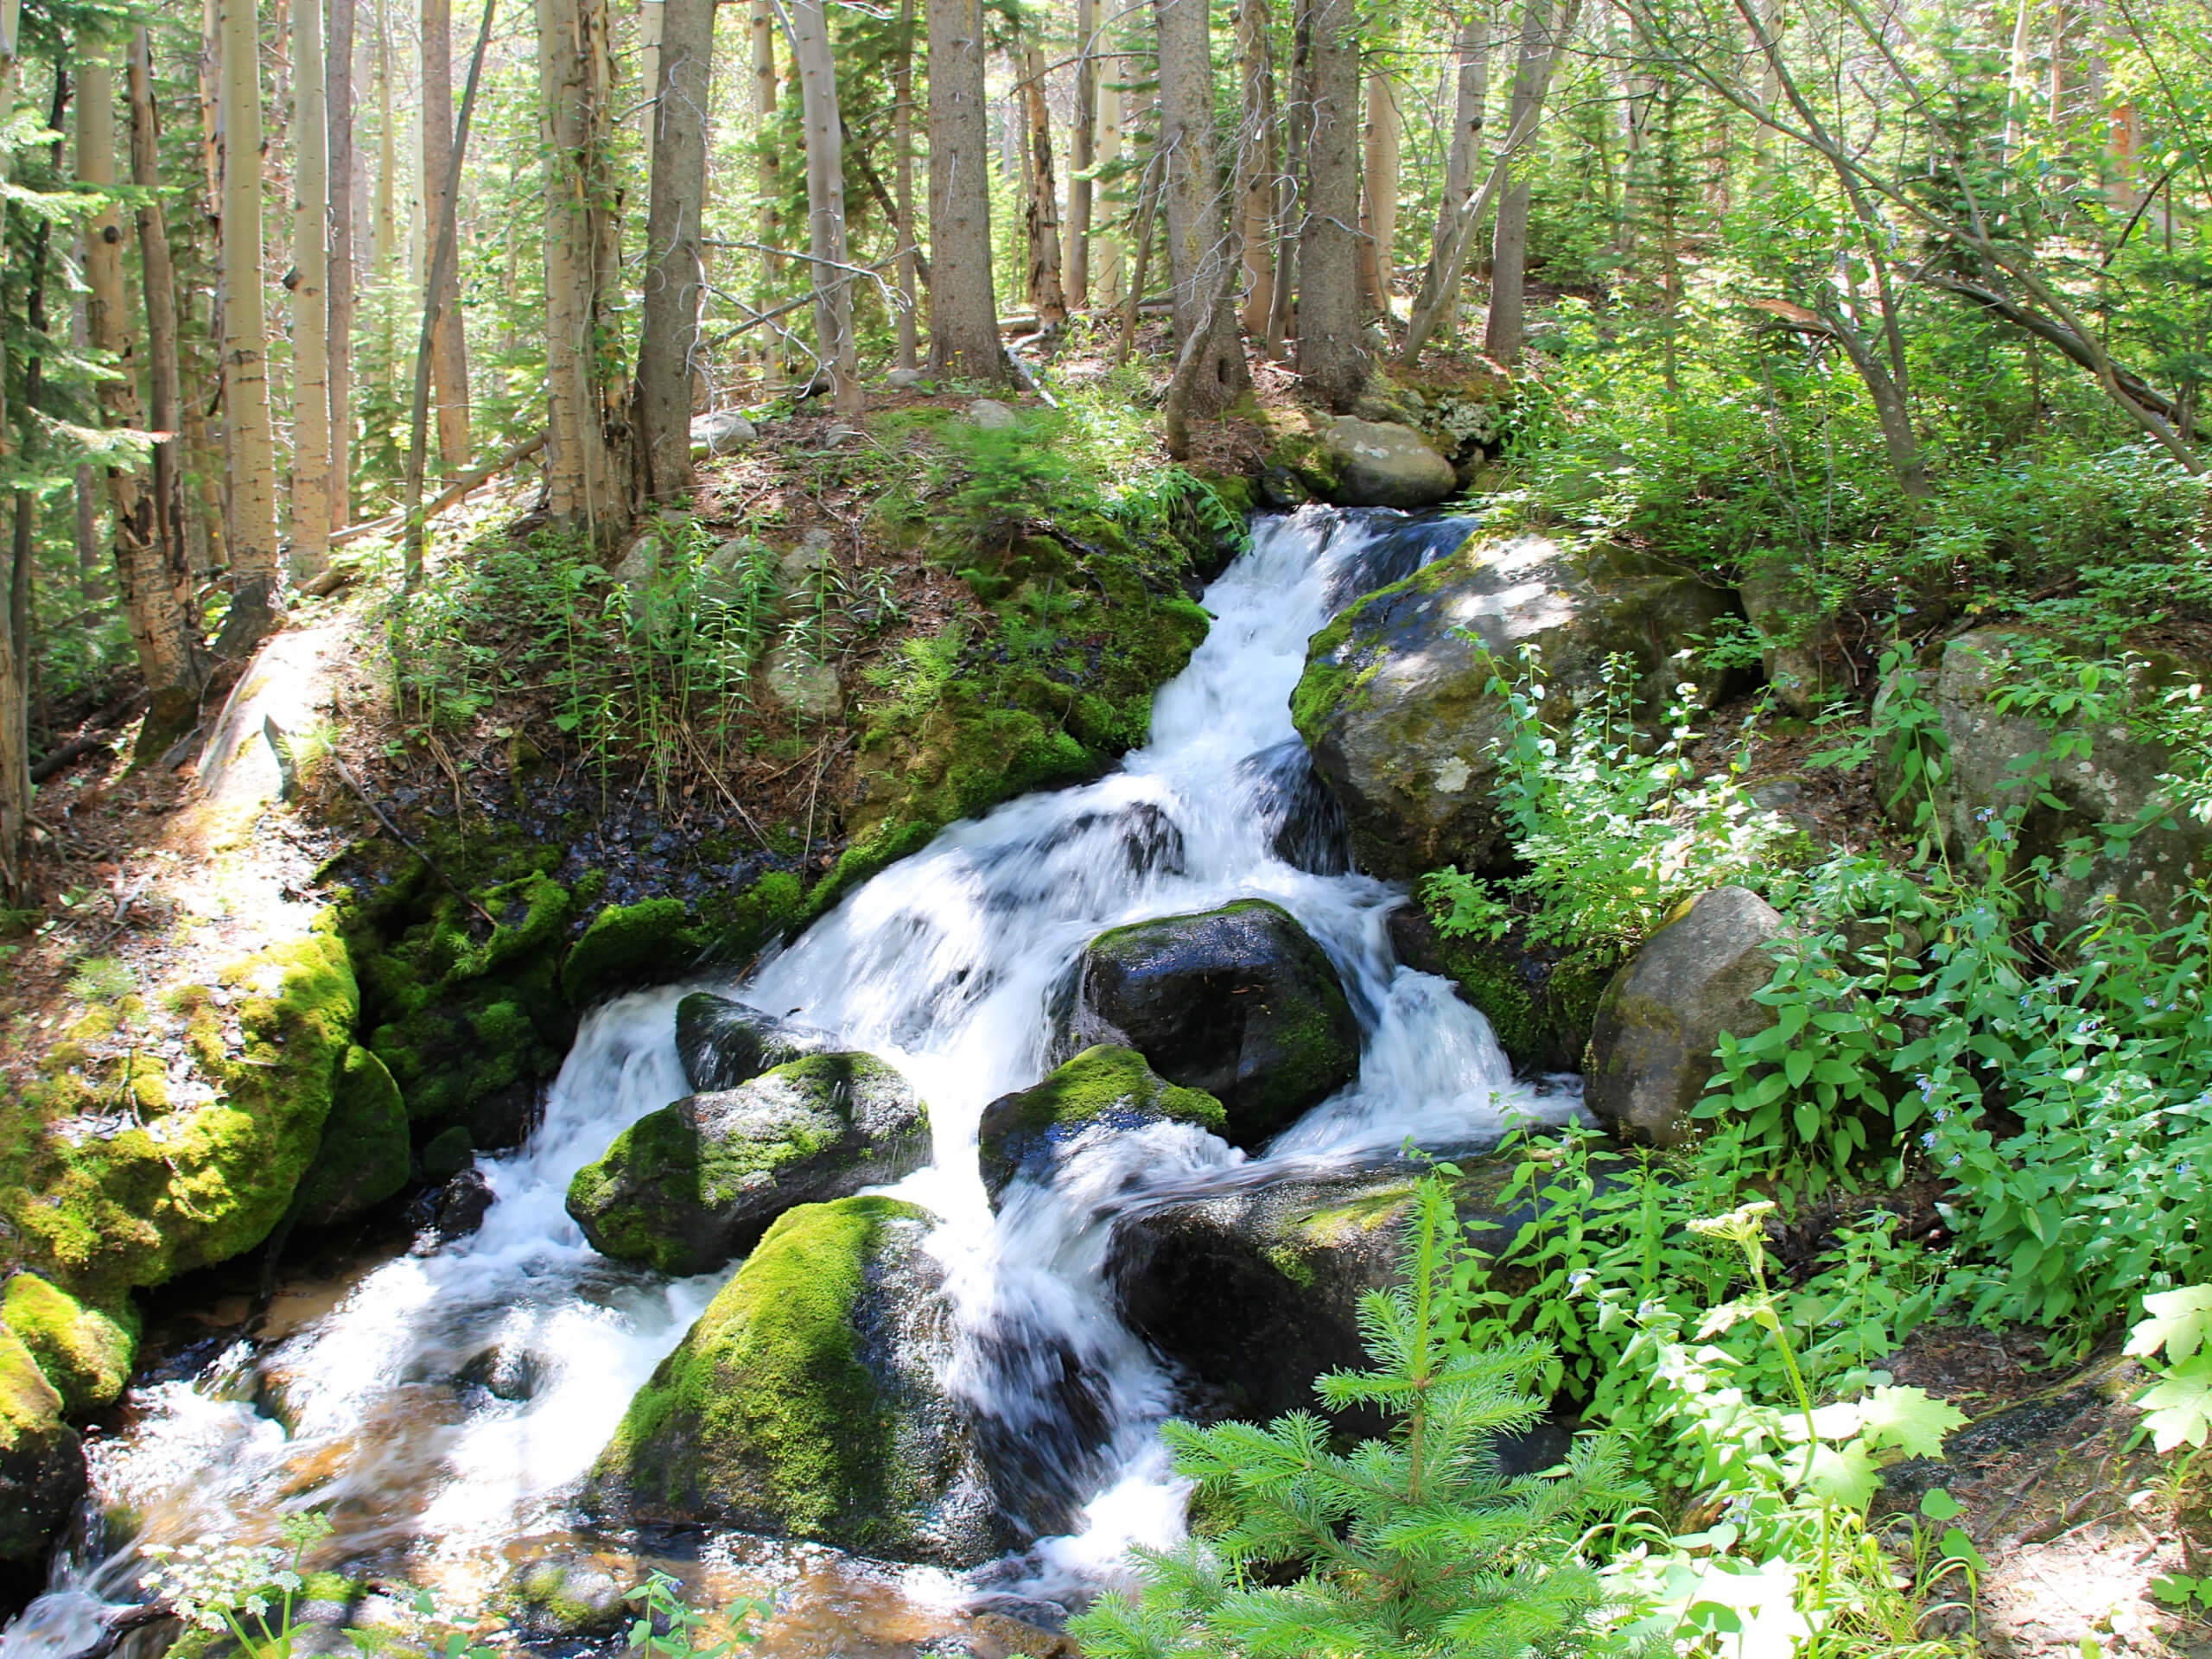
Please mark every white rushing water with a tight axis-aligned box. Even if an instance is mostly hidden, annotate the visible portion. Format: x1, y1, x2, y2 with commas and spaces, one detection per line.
3, 507, 1576, 1656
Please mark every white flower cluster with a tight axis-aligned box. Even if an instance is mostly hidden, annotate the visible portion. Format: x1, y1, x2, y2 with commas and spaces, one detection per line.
140, 1541, 300, 1634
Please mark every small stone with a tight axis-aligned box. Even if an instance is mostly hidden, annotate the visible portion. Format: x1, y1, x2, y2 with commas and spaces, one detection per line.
886, 367, 925, 390
779, 528, 836, 587
762, 645, 841, 718
966, 397, 1019, 429
825, 425, 866, 447
689, 410, 757, 456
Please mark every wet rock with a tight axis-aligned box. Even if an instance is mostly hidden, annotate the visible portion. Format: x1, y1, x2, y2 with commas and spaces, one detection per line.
1585, 887, 1789, 1147
675, 993, 838, 1093
1316, 420, 1456, 510
978, 1046, 1226, 1198
459, 1339, 540, 1402
1385, 905, 1605, 1076
1066, 899, 1360, 1149
763, 646, 842, 718
507, 1558, 631, 1637
296, 1046, 411, 1228
690, 410, 758, 456
567, 1053, 931, 1276
1109, 1161, 1521, 1437
588, 1196, 1021, 1567
1237, 740, 1351, 875
419, 1124, 474, 1184
1293, 533, 1735, 879
968, 1613, 1081, 1659
1882, 629, 2212, 937
0, 1327, 85, 1562
410, 1166, 494, 1248
1, 1274, 136, 1416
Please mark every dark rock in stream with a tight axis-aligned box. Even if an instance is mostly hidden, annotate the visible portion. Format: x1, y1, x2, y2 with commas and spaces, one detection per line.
0, 1327, 85, 1565
1237, 740, 1351, 875
977, 1046, 1226, 1199
409, 1166, 494, 1249
675, 993, 838, 1093
588, 1197, 1029, 1567
568, 1053, 931, 1276
1062, 899, 1360, 1150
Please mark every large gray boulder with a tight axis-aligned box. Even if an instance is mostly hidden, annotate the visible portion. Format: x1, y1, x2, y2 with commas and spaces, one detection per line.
587, 1197, 1024, 1567
675, 993, 837, 1092
1064, 899, 1360, 1149
1740, 563, 1844, 717
977, 1045, 1227, 1198
1318, 419, 1457, 510
1292, 533, 1736, 880
565, 1052, 930, 1275
1585, 887, 1789, 1146
1884, 629, 2212, 938
1108, 1162, 1526, 1438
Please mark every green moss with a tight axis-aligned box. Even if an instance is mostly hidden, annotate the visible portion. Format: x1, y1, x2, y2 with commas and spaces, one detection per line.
1, 1274, 137, 1414
296, 1046, 410, 1227
594, 1195, 926, 1547
0, 1325, 77, 1560
699, 869, 809, 958
3, 924, 359, 1303
562, 898, 708, 1007
421, 1125, 474, 1182
1004, 1046, 1227, 1136
1262, 1245, 1317, 1288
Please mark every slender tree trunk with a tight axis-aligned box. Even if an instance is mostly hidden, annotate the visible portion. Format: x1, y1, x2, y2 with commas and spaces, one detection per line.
1020, 41, 1068, 328
124, 28, 213, 744
639, 0, 663, 137
1484, 0, 1565, 365
926, 0, 1010, 379
79, 55, 134, 596
1067, 0, 1096, 306
217, 0, 284, 654
293, 0, 334, 579
892, 0, 920, 366
375, 0, 397, 275
786, 0, 860, 410
422, 0, 470, 469
1268, 0, 1307, 358
1155, 0, 1251, 413
751, 0, 783, 386
1298, 0, 1366, 407
1360, 68, 1400, 314
1409, 3, 1490, 346
539, 0, 619, 532
328, 0, 357, 525
634, 0, 711, 502
1235, 0, 1276, 334
1091, 49, 1126, 306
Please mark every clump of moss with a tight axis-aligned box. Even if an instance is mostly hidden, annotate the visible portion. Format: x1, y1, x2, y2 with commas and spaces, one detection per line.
561, 898, 708, 1007
1, 1274, 137, 1414
296, 1046, 411, 1227
3, 924, 359, 1303
421, 1125, 474, 1182
0, 1326, 81, 1561
978, 1045, 1226, 1194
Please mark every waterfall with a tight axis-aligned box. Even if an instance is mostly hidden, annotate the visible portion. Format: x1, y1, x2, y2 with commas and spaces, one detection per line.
2, 507, 1577, 1657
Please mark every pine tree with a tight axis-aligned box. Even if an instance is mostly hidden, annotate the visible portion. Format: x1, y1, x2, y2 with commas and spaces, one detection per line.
1071, 1179, 1642, 1659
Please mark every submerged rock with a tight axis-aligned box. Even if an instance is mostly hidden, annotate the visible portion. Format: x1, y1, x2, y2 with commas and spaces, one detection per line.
675, 993, 838, 1093
1386, 905, 1605, 1076
588, 1196, 1019, 1567
1292, 533, 1735, 880
1066, 899, 1360, 1149
977, 1046, 1226, 1197
1109, 1162, 1520, 1436
0, 1327, 85, 1562
567, 1052, 931, 1275
1585, 886, 1789, 1146
1237, 740, 1351, 875
1316, 419, 1457, 510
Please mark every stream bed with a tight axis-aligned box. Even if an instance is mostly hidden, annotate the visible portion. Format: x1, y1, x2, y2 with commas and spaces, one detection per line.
3, 507, 1579, 1659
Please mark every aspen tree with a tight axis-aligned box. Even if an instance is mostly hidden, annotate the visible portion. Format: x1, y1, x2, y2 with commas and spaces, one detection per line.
1155, 0, 1251, 411
423, 0, 470, 469
1298, 0, 1368, 408
293, 0, 334, 579
787, 0, 860, 410
328, 0, 357, 524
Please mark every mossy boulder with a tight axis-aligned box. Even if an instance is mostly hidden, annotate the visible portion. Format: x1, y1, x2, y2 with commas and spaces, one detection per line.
3, 925, 359, 1303
562, 899, 708, 1007
504, 1558, 631, 1639
1316, 419, 1456, 510
567, 1053, 931, 1276
1586, 887, 1789, 1147
1387, 904, 1608, 1076
296, 1046, 411, 1228
0, 1326, 84, 1561
977, 1046, 1226, 1197
1292, 533, 1736, 880
1, 1274, 137, 1415
587, 1195, 1018, 1567
1107, 1160, 1521, 1438
674, 993, 837, 1093
1065, 899, 1360, 1149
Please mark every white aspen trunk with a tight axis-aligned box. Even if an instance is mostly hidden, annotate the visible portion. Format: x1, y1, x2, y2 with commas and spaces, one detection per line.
1067, 0, 1096, 307
422, 0, 470, 469
292, 0, 334, 578
1020, 39, 1068, 327
0, 0, 26, 893
328, 0, 357, 526
787, 0, 860, 411
639, 0, 663, 140
1090, 54, 1125, 307
892, 0, 920, 366
750, 0, 782, 386
218, 0, 286, 653
1361, 69, 1401, 314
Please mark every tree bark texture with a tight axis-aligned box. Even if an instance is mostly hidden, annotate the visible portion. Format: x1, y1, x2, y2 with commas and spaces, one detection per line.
787, 0, 860, 410
217, 0, 284, 653
422, 0, 471, 469
751, 0, 784, 385
926, 0, 1010, 380
328, 0, 357, 525
1361, 70, 1401, 312
1297, 0, 1367, 408
292, 0, 334, 579
1067, 0, 1096, 306
539, 0, 620, 532
1484, 0, 1564, 365
892, 0, 920, 366
635, 0, 713, 502
1155, 0, 1251, 413
1020, 40, 1068, 328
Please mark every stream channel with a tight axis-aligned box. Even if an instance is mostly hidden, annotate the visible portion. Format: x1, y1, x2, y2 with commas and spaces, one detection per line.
3, 506, 1582, 1659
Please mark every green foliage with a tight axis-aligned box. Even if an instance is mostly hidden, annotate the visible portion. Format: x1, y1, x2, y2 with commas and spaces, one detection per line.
622, 1571, 768, 1659
2126, 1286, 2212, 1454
1423, 645, 1802, 979
1070, 1177, 1643, 1659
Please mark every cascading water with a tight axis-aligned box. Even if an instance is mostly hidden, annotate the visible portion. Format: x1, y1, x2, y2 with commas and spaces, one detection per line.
3, 506, 1579, 1658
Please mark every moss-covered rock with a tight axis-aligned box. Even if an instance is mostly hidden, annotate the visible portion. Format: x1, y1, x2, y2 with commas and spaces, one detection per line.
3, 925, 359, 1303
0, 1274, 137, 1415
1387, 904, 1608, 1075
1292, 532, 1736, 880
588, 1195, 1018, 1567
674, 993, 836, 1092
420, 1125, 474, 1183
567, 1053, 931, 1276
296, 1046, 411, 1228
562, 899, 708, 1007
1066, 899, 1360, 1148
0, 1326, 84, 1561
977, 1046, 1226, 1197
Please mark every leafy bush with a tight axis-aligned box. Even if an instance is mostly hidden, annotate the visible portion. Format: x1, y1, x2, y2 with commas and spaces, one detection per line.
1071, 1176, 1641, 1659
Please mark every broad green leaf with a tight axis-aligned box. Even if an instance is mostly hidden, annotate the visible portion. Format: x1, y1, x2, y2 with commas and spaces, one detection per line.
2125, 1285, 2212, 1363
1858, 1386, 1967, 1459
1793, 1440, 1880, 1508
1918, 1486, 1961, 1521
1941, 1527, 1986, 1571
2137, 1360, 2212, 1452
